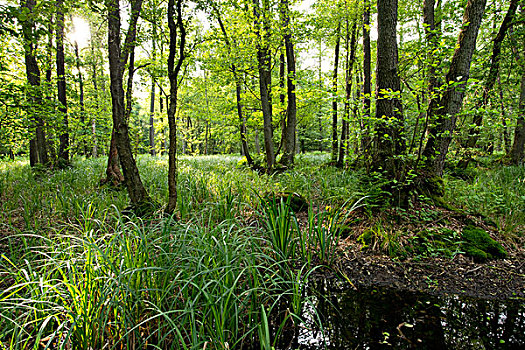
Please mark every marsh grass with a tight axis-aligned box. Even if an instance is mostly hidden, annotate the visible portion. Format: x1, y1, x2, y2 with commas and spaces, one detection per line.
1, 154, 523, 348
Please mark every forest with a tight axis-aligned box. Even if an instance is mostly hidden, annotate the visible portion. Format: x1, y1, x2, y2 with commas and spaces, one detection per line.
0, 0, 524, 348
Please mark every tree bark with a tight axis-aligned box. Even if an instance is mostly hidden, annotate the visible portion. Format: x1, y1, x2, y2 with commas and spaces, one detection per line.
422, 0, 487, 177
373, 0, 404, 179
360, 0, 372, 155
107, 0, 151, 205
510, 6, 525, 164
21, 0, 48, 166
56, 0, 69, 165
74, 41, 88, 156
214, 6, 253, 165
166, 0, 186, 214
331, 21, 341, 162
280, 0, 297, 167
338, 16, 357, 168
460, 0, 518, 165
253, 0, 275, 170
90, 40, 99, 158
149, 24, 156, 156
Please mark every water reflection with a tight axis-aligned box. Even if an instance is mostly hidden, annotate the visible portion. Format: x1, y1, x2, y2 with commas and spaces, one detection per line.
284, 280, 525, 349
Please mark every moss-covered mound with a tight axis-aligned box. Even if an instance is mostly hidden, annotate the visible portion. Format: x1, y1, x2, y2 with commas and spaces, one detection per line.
461, 226, 507, 262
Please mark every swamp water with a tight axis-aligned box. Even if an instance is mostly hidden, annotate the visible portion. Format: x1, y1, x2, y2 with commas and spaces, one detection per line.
274, 281, 525, 349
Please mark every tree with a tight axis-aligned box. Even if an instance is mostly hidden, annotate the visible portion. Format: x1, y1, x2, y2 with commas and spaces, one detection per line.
372, 0, 404, 182
279, 0, 297, 167
20, 0, 48, 167
252, 0, 275, 170
166, 0, 186, 214
107, 0, 151, 206
56, 0, 69, 166
422, 0, 488, 178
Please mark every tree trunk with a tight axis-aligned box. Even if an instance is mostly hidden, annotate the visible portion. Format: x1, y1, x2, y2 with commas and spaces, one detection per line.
338, 16, 357, 168
422, 0, 487, 177
213, 8, 253, 165
56, 0, 69, 166
107, 0, 151, 205
105, 130, 124, 185
74, 41, 88, 156
280, 0, 297, 167
166, 0, 186, 214
253, 0, 275, 170
331, 21, 341, 162
373, 0, 404, 178
510, 16, 525, 164
90, 41, 99, 158
460, 0, 518, 166
149, 24, 156, 156
360, 0, 372, 156
21, 0, 48, 167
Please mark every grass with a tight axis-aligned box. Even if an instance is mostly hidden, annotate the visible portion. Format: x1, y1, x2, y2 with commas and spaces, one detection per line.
0, 153, 523, 348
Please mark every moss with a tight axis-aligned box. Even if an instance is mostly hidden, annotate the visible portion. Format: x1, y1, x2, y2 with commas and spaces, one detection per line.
461, 225, 507, 262
358, 230, 373, 248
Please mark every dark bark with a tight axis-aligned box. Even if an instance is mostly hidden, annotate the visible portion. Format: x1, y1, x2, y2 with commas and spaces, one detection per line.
104, 130, 124, 186
21, 0, 48, 166
214, 6, 253, 165
460, 0, 518, 165
56, 0, 69, 165
280, 0, 297, 167
149, 24, 156, 156
510, 14, 525, 164
166, 0, 186, 214
74, 41, 88, 156
278, 50, 286, 156
107, 0, 150, 204
90, 41, 99, 158
338, 17, 357, 168
373, 0, 404, 178
331, 21, 341, 162
422, 0, 487, 177
360, 0, 372, 155
253, 0, 275, 170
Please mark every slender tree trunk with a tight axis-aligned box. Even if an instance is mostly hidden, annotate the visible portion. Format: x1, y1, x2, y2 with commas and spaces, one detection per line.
422, 0, 487, 177
278, 50, 286, 156
166, 0, 186, 214
510, 10, 525, 164
360, 0, 372, 155
214, 5, 253, 165
253, 0, 275, 170
280, 0, 297, 167
90, 42, 99, 158
331, 21, 341, 162
338, 17, 357, 167
373, 0, 404, 179
459, 0, 518, 167
21, 0, 48, 167
74, 41, 88, 156
56, 0, 69, 165
107, 0, 150, 205
149, 24, 156, 156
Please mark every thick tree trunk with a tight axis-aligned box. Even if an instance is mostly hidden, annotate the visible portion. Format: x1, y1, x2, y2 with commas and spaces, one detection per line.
331, 22, 341, 162
56, 0, 69, 165
373, 0, 404, 179
253, 0, 275, 170
280, 0, 297, 167
422, 0, 487, 177
21, 0, 48, 167
107, 0, 150, 205
459, 0, 518, 166
166, 0, 186, 214
105, 130, 124, 185
360, 0, 372, 155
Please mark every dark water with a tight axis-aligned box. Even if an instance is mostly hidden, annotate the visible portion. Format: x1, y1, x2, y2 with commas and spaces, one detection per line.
277, 281, 525, 349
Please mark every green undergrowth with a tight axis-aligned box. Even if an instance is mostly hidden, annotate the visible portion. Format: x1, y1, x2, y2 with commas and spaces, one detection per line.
0, 154, 522, 348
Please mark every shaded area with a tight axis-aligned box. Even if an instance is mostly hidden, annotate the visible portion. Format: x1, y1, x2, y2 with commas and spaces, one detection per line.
284, 281, 525, 349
